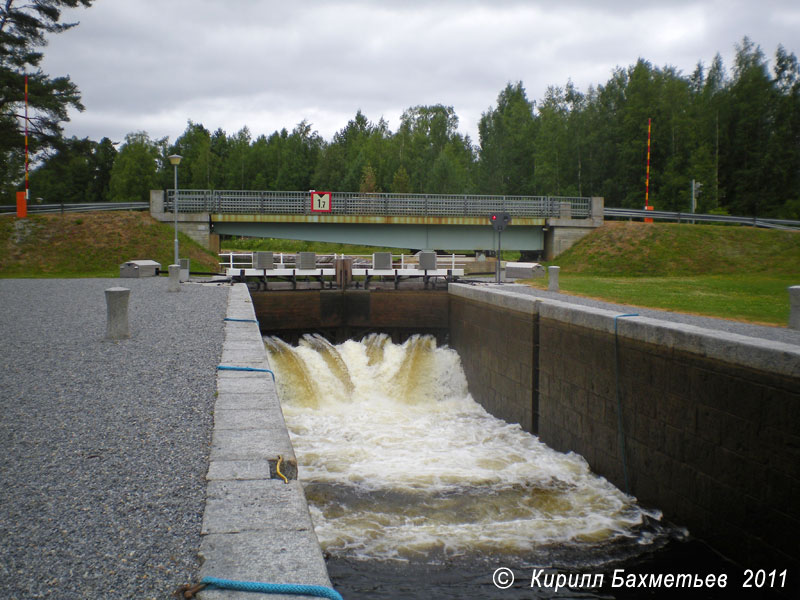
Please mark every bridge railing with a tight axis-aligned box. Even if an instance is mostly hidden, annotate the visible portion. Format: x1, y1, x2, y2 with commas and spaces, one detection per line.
166, 190, 591, 218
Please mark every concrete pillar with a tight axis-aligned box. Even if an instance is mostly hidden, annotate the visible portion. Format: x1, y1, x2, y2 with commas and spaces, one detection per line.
149, 189, 165, 216
105, 287, 130, 340
591, 196, 605, 219
168, 264, 180, 292
548, 266, 560, 292
790, 286, 800, 329
179, 258, 190, 282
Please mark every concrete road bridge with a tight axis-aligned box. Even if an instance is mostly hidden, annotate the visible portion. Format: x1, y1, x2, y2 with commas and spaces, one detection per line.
150, 190, 604, 259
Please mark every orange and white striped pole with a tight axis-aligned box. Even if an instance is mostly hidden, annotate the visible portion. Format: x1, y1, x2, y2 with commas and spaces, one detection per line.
25, 74, 29, 201
17, 75, 29, 218
644, 118, 653, 223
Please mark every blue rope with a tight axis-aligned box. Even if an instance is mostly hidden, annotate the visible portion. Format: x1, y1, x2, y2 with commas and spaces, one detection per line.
201, 577, 343, 600
224, 317, 259, 323
217, 365, 275, 382
613, 313, 638, 494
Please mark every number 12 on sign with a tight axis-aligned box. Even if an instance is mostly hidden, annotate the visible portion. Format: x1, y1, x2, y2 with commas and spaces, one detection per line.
311, 191, 332, 212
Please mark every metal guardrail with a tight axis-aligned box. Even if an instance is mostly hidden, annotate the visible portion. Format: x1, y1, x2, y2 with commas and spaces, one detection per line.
165, 190, 591, 219
604, 207, 800, 230
0, 202, 149, 215
4, 198, 797, 231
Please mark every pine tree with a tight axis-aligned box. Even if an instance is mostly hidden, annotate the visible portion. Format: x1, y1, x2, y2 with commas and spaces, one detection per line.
0, 0, 93, 200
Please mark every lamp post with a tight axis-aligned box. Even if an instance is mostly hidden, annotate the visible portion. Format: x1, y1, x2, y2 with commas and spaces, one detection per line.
169, 154, 182, 265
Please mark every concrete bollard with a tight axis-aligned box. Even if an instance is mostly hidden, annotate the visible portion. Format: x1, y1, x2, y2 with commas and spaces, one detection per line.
548, 266, 560, 292
168, 264, 180, 292
790, 286, 800, 329
105, 287, 130, 340
179, 258, 190, 282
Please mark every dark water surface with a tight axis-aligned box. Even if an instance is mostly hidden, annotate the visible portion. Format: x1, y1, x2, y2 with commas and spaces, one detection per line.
327, 538, 792, 600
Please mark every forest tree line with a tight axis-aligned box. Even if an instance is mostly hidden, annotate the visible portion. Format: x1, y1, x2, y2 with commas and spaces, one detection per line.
14, 38, 800, 218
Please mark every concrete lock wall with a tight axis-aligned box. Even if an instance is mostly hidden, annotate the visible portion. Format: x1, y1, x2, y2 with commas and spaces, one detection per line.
251, 289, 449, 343
449, 287, 539, 433
448, 284, 800, 571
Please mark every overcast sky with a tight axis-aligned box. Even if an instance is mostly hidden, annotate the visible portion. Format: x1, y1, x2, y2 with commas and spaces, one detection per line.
40, 0, 800, 146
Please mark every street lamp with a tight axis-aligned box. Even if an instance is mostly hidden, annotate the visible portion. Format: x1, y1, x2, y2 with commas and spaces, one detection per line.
169, 154, 182, 265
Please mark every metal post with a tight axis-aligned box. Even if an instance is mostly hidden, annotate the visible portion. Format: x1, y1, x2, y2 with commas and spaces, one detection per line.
496, 230, 502, 284
173, 166, 179, 265
169, 154, 182, 265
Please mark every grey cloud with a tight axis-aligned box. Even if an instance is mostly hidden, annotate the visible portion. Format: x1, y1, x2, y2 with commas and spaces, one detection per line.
39, 0, 800, 145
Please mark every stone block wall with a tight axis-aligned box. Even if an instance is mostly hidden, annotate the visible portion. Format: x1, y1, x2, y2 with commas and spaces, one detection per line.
448, 284, 800, 571
449, 288, 537, 432
538, 317, 800, 569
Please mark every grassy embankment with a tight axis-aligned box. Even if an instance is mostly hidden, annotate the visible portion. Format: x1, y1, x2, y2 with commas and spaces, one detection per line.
0, 211, 220, 277
2, 213, 797, 325
529, 221, 799, 326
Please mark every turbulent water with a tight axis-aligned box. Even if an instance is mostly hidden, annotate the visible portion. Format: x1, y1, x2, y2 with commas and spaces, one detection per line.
264, 334, 676, 576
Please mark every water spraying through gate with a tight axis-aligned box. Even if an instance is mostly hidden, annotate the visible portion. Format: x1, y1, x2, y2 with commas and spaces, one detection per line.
265, 334, 683, 598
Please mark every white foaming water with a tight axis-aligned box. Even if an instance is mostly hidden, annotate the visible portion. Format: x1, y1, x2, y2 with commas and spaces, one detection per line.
265, 334, 664, 562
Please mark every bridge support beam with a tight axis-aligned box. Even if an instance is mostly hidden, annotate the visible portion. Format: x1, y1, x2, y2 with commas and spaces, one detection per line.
212, 221, 546, 252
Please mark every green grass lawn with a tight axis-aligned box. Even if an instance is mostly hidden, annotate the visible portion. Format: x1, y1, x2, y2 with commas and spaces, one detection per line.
520, 221, 800, 326
526, 273, 794, 325
1, 212, 221, 277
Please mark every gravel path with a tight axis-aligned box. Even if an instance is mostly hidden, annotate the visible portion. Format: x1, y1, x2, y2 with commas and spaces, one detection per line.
0, 278, 228, 600
491, 282, 800, 346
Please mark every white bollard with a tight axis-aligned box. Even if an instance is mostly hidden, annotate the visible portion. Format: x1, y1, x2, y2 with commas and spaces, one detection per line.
179, 258, 190, 282
168, 264, 180, 292
105, 287, 130, 340
789, 286, 800, 329
548, 266, 560, 292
